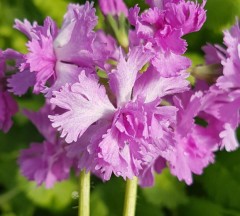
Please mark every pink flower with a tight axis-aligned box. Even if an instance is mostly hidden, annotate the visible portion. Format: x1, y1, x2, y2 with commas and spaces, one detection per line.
217, 21, 240, 90
151, 80, 240, 185
0, 50, 18, 132
163, 91, 215, 184
99, 0, 128, 17
203, 21, 240, 91
13, 2, 111, 96
202, 43, 226, 65
19, 104, 73, 188
202, 86, 240, 152
128, 0, 206, 77
48, 45, 186, 183
202, 21, 240, 152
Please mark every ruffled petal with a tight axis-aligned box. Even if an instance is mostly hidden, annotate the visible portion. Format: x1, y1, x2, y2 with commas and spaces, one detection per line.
19, 141, 73, 188
133, 66, 189, 103
8, 69, 36, 96
109, 46, 153, 105
49, 71, 115, 143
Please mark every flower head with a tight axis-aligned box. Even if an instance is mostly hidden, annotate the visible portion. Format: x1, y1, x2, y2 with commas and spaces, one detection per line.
13, 2, 111, 97
0, 50, 19, 132
129, 0, 206, 77
19, 104, 73, 188
49, 45, 189, 184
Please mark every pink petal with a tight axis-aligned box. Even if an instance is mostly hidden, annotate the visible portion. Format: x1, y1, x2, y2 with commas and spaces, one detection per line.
109, 46, 153, 106
133, 66, 189, 102
8, 69, 36, 96
49, 71, 115, 143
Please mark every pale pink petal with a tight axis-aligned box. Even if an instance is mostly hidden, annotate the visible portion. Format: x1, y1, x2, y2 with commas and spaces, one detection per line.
151, 51, 191, 77
109, 46, 153, 105
49, 71, 115, 143
54, 2, 100, 68
14, 19, 38, 40
133, 66, 189, 102
220, 123, 239, 152
174, 91, 203, 136
43, 62, 85, 98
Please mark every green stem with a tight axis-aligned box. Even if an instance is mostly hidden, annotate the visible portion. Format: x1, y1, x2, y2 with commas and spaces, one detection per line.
123, 177, 138, 216
79, 169, 90, 216
107, 15, 129, 51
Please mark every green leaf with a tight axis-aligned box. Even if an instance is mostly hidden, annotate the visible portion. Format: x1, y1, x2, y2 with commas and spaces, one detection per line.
142, 169, 188, 209
185, 52, 204, 66
91, 189, 109, 216
90, 177, 125, 216
33, 0, 68, 25
136, 189, 164, 216
26, 180, 77, 211
199, 150, 240, 210
204, 0, 240, 32
179, 197, 224, 216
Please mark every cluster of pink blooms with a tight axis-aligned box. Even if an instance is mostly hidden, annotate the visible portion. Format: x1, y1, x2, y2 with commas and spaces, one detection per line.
1, 0, 239, 188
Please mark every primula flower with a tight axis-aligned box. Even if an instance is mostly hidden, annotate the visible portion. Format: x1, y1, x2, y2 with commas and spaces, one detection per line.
5, 48, 36, 96
203, 21, 240, 90
128, 0, 206, 76
99, 0, 128, 17
12, 2, 110, 97
0, 50, 18, 132
159, 87, 239, 185
202, 21, 240, 152
217, 21, 240, 90
201, 86, 240, 152
163, 91, 215, 184
19, 104, 73, 188
48, 45, 188, 184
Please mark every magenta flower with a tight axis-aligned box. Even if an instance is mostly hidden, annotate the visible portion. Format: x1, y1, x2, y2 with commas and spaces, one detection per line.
99, 0, 128, 17
5, 48, 36, 96
128, 0, 206, 76
202, 21, 240, 152
202, 21, 240, 90
217, 21, 240, 90
0, 50, 18, 132
19, 104, 73, 188
163, 91, 215, 184
202, 86, 240, 152
12, 2, 111, 97
202, 43, 226, 65
48, 45, 188, 184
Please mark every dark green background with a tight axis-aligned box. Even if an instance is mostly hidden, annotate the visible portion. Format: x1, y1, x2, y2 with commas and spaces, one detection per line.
1, 0, 240, 215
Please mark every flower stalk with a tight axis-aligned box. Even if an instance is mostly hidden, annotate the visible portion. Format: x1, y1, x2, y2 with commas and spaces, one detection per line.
123, 177, 138, 216
79, 169, 90, 216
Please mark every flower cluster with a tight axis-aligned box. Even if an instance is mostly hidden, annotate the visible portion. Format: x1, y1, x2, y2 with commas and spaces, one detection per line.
1, 0, 239, 188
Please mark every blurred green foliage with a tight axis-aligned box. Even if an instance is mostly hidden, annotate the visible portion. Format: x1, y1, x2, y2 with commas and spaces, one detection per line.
1, 0, 240, 215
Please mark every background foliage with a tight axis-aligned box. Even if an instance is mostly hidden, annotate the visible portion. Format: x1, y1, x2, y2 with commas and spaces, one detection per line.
0, 0, 240, 215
